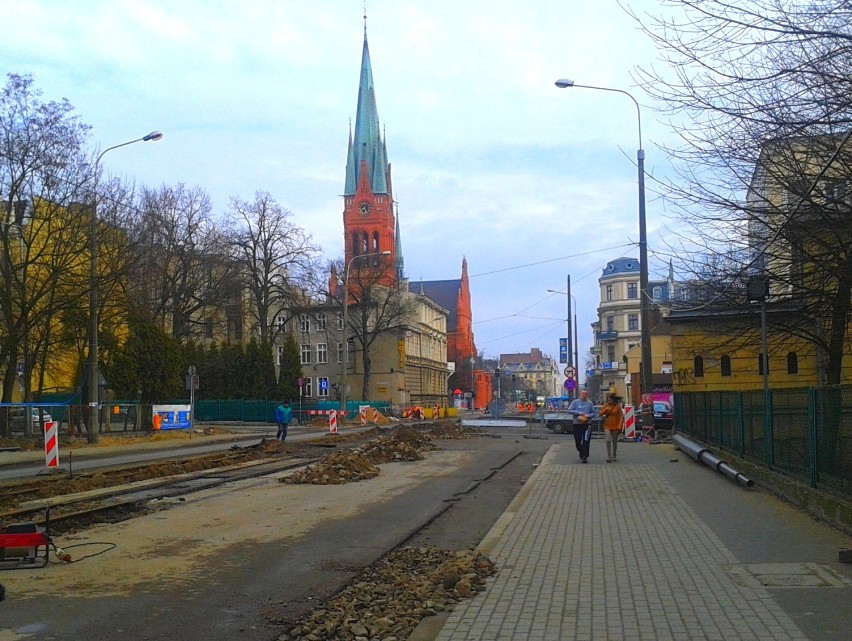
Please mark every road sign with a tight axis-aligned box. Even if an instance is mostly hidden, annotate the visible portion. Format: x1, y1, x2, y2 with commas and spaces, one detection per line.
563, 366, 575, 378
563, 378, 576, 391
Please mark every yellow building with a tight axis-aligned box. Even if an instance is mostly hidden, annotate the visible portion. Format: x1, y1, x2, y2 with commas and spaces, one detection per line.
665, 305, 842, 392
666, 133, 852, 393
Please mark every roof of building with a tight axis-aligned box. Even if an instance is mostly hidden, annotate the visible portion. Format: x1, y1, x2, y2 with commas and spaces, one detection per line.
408, 279, 461, 331
601, 257, 640, 278
500, 348, 551, 366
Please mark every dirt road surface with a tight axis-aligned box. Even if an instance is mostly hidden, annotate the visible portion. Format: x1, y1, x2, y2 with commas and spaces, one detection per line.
0, 432, 553, 640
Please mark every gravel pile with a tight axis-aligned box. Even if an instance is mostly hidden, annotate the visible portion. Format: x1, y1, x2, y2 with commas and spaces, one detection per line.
281, 428, 433, 485
281, 451, 380, 484
277, 546, 496, 641
427, 422, 472, 440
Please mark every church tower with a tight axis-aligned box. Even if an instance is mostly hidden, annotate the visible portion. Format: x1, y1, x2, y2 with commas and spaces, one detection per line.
342, 22, 399, 287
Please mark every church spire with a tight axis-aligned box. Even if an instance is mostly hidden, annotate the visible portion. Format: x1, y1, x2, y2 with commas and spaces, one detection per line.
343, 26, 388, 197
341, 15, 398, 289
395, 203, 404, 281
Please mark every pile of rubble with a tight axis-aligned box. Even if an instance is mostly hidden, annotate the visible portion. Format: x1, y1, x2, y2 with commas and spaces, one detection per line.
427, 421, 472, 440
281, 451, 379, 484
278, 546, 496, 641
281, 428, 433, 485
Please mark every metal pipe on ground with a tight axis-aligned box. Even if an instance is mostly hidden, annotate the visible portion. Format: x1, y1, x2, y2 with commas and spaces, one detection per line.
673, 434, 755, 488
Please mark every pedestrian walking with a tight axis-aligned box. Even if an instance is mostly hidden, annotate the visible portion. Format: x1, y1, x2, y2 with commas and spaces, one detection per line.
567, 390, 596, 463
598, 392, 624, 462
275, 402, 293, 441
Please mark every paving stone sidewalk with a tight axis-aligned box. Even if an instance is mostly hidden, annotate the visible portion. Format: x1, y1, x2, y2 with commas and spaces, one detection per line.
432, 440, 851, 641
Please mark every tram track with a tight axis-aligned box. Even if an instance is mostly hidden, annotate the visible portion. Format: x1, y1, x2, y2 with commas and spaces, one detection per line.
3, 456, 322, 536
0, 431, 378, 536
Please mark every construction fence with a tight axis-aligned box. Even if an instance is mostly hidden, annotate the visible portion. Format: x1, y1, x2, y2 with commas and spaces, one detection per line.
675, 385, 851, 494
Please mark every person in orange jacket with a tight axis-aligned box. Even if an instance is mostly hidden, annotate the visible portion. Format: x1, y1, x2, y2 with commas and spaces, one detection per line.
598, 392, 625, 462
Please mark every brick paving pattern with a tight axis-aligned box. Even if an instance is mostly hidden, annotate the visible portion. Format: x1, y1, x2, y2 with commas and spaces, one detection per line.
435, 444, 810, 641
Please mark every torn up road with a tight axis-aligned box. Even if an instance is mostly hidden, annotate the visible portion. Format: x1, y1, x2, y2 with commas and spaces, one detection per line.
0, 428, 552, 641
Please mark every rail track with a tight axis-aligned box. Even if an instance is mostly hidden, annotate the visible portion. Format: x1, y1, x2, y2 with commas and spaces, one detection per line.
0, 434, 369, 536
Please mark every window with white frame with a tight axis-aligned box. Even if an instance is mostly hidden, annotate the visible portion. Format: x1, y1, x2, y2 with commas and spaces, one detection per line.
337, 342, 344, 363
336, 312, 344, 330
277, 345, 285, 365
303, 377, 313, 397
300, 344, 312, 364
299, 314, 310, 333
627, 282, 638, 299
316, 343, 328, 364
277, 315, 286, 331
317, 377, 329, 397
317, 313, 327, 331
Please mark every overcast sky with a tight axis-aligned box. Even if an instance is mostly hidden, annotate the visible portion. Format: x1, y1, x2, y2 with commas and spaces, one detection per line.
1, 0, 681, 374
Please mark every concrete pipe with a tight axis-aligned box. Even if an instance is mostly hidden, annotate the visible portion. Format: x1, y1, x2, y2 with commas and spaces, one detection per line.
673, 434, 754, 488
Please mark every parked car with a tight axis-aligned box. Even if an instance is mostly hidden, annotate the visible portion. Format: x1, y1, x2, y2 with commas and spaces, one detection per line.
541, 405, 602, 434
9, 407, 53, 429
651, 401, 673, 430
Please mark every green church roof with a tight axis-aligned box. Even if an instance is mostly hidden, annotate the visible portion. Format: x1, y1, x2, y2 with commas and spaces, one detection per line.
344, 31, 389, 196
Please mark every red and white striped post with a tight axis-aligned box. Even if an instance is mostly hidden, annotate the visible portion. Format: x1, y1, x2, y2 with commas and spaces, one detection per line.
329, 410, 338, 434
623, 406, 636, 440
43, 420, 59, 468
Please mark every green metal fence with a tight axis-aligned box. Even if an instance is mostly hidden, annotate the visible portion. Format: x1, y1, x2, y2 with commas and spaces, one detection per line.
676, 385, 851, 493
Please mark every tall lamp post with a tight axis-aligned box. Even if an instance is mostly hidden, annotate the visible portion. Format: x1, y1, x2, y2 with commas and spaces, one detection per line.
555, 79, 652, 403
88, 131, 163, 444
339, 250, 391, 417
548, 280, 580, 396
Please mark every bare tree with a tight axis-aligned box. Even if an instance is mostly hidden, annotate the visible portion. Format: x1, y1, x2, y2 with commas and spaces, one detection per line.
129, 183, 239, 340
629, 0, 852, 384
224, 191, 320, 343
334, 258, 416, 401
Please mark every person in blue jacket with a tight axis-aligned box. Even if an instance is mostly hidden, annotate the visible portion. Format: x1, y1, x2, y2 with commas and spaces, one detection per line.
275, 402, 293, 441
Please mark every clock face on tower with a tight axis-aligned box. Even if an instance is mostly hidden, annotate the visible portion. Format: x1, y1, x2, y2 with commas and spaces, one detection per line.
358, 201, 371, 216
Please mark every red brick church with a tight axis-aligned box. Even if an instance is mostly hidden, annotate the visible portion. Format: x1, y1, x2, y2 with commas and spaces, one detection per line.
339, 19, 491, 407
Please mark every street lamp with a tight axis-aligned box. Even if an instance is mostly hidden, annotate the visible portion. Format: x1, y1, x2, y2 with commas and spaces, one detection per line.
88, 130, 163, 444
339, 250, 391, 416
555, 78, 652, 403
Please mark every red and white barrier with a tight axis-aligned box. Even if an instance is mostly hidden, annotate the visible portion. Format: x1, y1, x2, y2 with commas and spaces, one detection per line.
43, 420, 59, 468
307, 410, 348, 416
623, 405, 635, 440
329, 410, 338, 433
